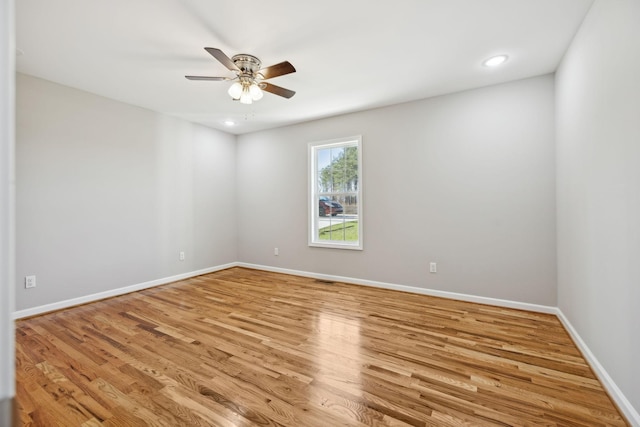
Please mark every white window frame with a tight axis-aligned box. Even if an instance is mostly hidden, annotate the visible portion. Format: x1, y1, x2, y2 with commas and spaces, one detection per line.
308, 136, 363, 250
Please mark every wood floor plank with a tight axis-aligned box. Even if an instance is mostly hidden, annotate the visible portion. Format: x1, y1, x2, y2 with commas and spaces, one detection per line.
15, 267, 629, 426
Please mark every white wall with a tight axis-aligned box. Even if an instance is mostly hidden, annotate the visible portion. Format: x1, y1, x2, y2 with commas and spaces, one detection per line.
15, 74, 237, 311
237, 75, 557, 306
0, 0, 15, 409
556, 0, 640, 418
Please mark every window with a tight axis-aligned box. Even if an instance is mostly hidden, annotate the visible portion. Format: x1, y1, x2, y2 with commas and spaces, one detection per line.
309, 136, 362, 250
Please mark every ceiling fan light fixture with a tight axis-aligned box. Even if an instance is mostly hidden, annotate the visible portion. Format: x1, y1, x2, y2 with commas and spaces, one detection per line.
239, 87, 253, 104
228, 82, 243, 99
249, 83, 263, 101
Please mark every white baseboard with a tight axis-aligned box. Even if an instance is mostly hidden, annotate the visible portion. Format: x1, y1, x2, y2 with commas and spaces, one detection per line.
12, 262, 237, 319
555, 309, 640, 426
236, 262, 557, 314
12, 261, 638, 425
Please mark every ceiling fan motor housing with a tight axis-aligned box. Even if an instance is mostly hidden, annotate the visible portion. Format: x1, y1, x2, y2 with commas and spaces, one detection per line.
232, 54, 262, 75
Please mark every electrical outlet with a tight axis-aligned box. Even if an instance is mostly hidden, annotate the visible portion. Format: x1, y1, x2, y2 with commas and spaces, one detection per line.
25, 275, 36, 289
429, 262, 437, 273
179, 251, 185, 261
274, 247, 279, 256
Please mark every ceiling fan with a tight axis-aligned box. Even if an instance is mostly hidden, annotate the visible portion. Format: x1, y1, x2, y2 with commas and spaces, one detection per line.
185, 47, 296, 104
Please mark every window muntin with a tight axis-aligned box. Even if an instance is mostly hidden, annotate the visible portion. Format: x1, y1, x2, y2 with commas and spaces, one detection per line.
309, 136, 362, 250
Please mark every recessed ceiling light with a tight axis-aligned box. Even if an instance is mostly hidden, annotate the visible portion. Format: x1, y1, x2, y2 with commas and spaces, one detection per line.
224, 120, 235, 126
483, 55, 509, 67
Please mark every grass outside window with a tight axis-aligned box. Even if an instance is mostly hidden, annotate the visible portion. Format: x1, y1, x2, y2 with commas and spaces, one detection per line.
318, 220, 359, 242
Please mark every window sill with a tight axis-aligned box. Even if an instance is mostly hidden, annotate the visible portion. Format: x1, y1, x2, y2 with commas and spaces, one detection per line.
309, 241, 363, 251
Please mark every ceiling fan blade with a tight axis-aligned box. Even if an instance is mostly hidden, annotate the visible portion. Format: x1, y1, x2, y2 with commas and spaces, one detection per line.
204, 47, 239, 71
259, 61, 296, 80
261, 82, 296, 99
185, 75, 229, 81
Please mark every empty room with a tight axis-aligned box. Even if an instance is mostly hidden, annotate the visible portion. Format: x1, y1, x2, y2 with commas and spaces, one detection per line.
1, 0, 639, 425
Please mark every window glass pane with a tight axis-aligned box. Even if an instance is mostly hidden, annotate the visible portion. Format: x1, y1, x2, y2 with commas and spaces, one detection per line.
309, 136, 362, 249
316, 148, 332, 192
329, 147, 346, 192
316, 196, 358, 242
317, 146, 352, 193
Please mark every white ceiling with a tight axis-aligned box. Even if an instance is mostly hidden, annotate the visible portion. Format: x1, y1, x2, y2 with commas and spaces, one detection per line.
16, 0, 594, 135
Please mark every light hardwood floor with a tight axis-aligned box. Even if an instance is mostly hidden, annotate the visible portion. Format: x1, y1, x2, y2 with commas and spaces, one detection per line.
15, 267, 628, 426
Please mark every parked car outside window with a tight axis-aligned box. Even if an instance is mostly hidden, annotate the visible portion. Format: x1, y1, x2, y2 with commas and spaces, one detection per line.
319, 197, 344, 216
